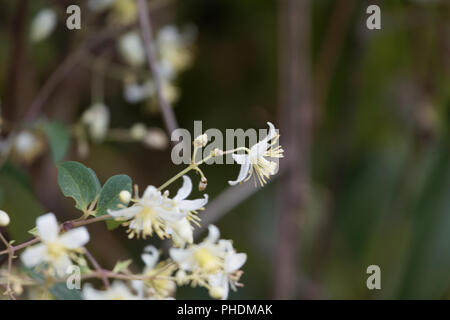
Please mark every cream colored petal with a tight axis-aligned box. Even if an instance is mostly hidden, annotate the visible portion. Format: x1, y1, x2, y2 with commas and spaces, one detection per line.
169, 248, 194, 270
141, 245, 159, 268
36, 213, 59, 243
59, 227, 90, 249
108, 206, 141, 219
228, 161, 251, 186
21, 243, 47, 267
178, 194, 208, 212
231, 153, 249, 165
205, 225, 220, 244
173, 175, 192, 201
225, 253, 247, 273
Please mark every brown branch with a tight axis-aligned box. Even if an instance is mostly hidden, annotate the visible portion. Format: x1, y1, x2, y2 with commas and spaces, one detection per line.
84, 247, 110, 288
273, 0, 312, 299
0, 214, 113, 256
3, 0, 28, 121
137, 0, 179, 136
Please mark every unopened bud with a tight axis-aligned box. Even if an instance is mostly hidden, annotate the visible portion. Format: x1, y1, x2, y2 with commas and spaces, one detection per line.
198, 178, 207, 191
209, 286, 224, 300
212, 148, 224, 156
129, 123, 147, 141
0, 210, 10, 226
193, 134, 208, 148
119, 190, 131, 204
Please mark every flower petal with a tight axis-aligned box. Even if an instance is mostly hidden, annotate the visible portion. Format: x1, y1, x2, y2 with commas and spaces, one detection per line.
108, 206, 141, 219
21, 243, 47, 267
169, 248, 194, 270
208, 273, 229, 300
59, 227, 90, 249
142, 185, 159, 199
173, 175, 192, 201
53, 254, 73, 277
178, 194, 208, 212
205, 225, 220, 244
83, 284, 106, 300
225, 253, 247, 273
228, 161, 251, 186
232, 153, 249, 165
250, 122, 277, 155
141, 245, 159, 268
36, 213, 59, 243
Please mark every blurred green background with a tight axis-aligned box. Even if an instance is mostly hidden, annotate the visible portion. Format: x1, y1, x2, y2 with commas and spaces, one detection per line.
1, 0, 450, 299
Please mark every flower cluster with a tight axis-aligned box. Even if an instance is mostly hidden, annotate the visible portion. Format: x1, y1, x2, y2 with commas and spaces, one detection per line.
170, 225, 247, 299
109, 175, 207, 245
0, 122, 282, 300
120, 25, 196, 105
21, 213, 89, 277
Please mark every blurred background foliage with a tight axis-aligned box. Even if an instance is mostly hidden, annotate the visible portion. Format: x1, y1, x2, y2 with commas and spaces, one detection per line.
0, 0, 450, 299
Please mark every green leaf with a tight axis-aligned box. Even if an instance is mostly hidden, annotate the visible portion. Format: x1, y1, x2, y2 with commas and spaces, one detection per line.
57, 161, 101, 212
97, 175, 132, 216
28, 227, 39, 237
96, 174, 132, 229
42, 121, 70, 163
112, 259, 132, 273
23, 266, 83, 300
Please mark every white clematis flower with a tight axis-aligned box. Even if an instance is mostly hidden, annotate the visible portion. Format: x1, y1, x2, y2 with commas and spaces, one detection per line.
108, 186, 175, 239
82, 281, 141, 300
21, 213, 89, 277
229, 122, 284, 186
108, 176, 207, 240
208, 241, 247, 299
170, 225, 246, 299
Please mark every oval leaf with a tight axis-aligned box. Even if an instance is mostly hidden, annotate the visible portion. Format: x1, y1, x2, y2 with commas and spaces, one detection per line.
97, 174, 132, 217
57, 161, 101, 212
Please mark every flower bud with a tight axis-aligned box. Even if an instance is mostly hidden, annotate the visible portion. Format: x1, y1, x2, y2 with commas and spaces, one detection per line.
209, 286, 224, 300
0, 210, 10, 226
119, 190, 131, 204
129, 123, 147, 141
198, 178, 207, 191
193, 134, 208, 148
212, 148, 223, 156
